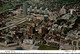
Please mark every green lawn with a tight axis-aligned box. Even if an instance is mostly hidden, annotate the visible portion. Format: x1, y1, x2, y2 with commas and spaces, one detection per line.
78, 14, 80, 17
73, 41, 76, 46
18, 21, 30, 26
78, 41, 80, 46
73, 41, 80, 46
15, 47, 24, 50
0, 3, 22, 13
0, 3, 13, 13
35, 44, 59, 50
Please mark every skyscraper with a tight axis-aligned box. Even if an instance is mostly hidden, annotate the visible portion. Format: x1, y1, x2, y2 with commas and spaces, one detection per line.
23, 3, 28, 17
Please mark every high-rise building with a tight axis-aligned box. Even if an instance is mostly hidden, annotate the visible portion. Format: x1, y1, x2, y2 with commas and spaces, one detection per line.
45, 8, 49, 15
59, 6, 66, 15
34, 7, 37, 13
23, 3, 28, 17
40, 7, 42, 14
30, 6, 32, 13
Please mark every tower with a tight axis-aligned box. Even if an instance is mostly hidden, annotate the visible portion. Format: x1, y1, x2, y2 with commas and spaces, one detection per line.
30, 6, 32, 13
40, 7, 42, 14
59, 6, 66, 15
45, 8, 48, 15
23, 3, 28, 17
34, 7, 37, 13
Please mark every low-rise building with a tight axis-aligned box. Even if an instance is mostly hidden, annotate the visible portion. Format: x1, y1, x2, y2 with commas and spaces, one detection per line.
23, 39, 33, 45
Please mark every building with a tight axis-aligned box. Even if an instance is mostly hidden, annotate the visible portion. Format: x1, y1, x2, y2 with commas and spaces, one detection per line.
23, 3, 28, 16
23, 39, 33, 45
59, 6, 66, 15
69, 9, 76, 15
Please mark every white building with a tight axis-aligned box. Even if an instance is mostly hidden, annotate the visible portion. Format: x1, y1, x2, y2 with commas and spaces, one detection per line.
59, 6, 66, 15
23, 39, 33, 45
69, 9, 76, 15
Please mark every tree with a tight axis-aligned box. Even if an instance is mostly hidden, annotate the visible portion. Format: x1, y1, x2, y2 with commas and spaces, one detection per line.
0, 0, 4, 7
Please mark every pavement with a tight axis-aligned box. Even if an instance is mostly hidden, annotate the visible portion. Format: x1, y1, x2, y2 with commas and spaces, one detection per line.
0, 45, 19, 50
60, 45, 73, 50
0, 43, 35, 50
22, 43, 34, 50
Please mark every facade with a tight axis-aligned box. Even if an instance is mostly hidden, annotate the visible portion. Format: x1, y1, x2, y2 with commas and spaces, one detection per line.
59, 6, 66, 15
23, 39, 33, 44
23, 3, 28, 16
